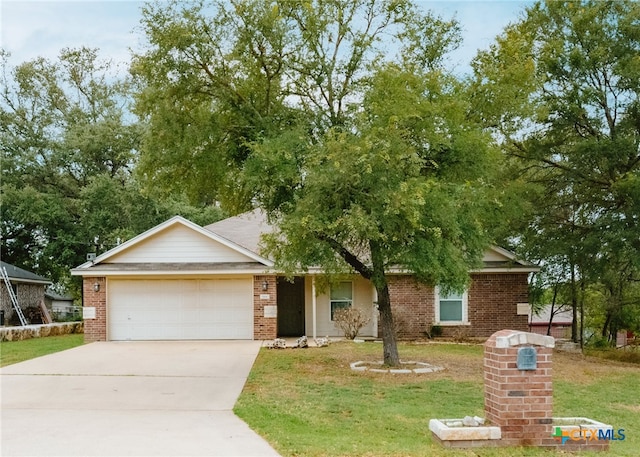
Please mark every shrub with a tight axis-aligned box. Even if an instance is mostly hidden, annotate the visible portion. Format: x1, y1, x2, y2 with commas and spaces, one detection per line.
333, 307, 371, 340
392, 311, 408, 339
588, 336, 612, 348
429, 325, 443, 338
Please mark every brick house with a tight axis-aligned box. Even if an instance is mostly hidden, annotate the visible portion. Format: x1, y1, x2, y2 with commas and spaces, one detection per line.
528, 305, 573, 340
1, 261, 52, 325
72, 210, 538, 342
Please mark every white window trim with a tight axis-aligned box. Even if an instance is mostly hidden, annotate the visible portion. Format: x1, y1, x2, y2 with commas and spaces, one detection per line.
434, 286, 470, 326
330, 281, 353, 321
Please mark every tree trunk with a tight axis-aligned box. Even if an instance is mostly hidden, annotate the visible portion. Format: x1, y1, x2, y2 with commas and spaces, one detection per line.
369, 240, 400, 367
579, 279, 585, 351
376, 282, 401, 367
547, 284, 559, 336
601, 310, 612, 340
570, 263, 578, 342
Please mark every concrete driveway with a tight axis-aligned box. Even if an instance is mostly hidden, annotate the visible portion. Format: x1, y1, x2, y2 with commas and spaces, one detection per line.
0, 341, 281, 457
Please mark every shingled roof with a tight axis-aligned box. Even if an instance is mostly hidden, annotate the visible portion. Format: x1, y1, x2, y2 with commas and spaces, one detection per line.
1, 261, 51, 285
204, 209, 538, 273
204, 209, 276, 255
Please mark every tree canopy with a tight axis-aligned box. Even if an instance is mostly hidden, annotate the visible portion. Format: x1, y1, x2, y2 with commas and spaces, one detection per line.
132, 0, 502, 364
0, 48, 222, 293
131, 0, 461, 213
472, 0, 640, 342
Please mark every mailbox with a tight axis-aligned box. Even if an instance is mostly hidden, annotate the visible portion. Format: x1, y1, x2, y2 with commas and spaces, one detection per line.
517, 346, 537, 370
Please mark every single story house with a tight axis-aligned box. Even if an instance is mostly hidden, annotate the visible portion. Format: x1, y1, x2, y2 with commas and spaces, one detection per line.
72, 210, 539, 342
45, 290, 78, 319
528, 305, 573, 340
1, 261, 52, 325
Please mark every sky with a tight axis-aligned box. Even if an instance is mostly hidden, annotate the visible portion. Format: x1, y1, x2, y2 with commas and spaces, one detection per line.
1, 0, 531, 74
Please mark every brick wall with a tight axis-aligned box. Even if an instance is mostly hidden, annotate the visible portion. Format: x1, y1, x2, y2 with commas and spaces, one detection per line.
529, 324, 572, 340
83, 277, 106, 342
468, 273, 530, 337
253, 275, 277, 340
387, 276, 435, 339
383, 273, 530, 340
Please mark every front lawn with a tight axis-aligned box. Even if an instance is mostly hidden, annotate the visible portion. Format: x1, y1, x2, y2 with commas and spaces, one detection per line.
235, 341, 639, 457
0, 334, 85, 367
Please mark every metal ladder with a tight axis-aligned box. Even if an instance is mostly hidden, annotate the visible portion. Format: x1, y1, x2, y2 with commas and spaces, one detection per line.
1, 266, 28, 326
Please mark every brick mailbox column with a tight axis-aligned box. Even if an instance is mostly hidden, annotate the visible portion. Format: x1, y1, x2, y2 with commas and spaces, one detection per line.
484, 330, 555, 447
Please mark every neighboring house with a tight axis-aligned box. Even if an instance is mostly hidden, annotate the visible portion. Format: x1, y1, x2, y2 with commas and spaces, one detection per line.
71, 210, 539, 342
1, 261, 52, 325
528, 305, 573, 340
44, 290, 77, 319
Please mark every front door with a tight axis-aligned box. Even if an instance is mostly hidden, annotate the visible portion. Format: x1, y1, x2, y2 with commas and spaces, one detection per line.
277, 276, 305, 336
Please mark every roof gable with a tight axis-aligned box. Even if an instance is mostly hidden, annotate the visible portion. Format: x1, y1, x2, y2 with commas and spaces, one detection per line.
75, 216, 272, 269
483, 246, 517, 262
480, 246, 538, 271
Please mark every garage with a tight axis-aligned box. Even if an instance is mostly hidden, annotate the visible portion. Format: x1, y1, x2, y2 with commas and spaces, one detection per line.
108, 278, 254, 340
73, 215, 277, 342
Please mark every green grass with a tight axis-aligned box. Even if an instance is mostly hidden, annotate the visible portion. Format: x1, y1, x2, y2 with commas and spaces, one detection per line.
0, 334, 85, 367
235, 341, 640, 457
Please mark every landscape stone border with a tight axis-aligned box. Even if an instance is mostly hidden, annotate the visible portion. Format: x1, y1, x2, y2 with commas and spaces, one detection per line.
350, 360, 444, 374
0, 322, 83, 342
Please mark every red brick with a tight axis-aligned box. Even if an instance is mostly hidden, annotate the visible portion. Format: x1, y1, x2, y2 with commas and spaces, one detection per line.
82, 277, 106, 342
382, 273, 530, 339
253, 275, 277, 339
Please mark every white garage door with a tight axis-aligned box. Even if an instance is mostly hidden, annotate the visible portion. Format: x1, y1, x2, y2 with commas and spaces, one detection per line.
108, 279, 254, 340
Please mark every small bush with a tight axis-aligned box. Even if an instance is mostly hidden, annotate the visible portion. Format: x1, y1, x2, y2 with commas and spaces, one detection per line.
392, 311, 408, 339
429, 325, 443, 338
333, 307, 371, 340
587, 336, 612, 348
453, 326, 470, 342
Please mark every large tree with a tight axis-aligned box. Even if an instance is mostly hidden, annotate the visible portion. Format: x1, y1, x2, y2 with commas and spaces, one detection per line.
132, 0, 461, 212
471, 0, 640, 343
258, 67, 500, 365
1, 48, 139, 285
134, 0, 502, 365
0, 48, 223, 293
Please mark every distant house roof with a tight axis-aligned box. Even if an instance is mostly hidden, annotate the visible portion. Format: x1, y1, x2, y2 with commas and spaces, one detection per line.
1, 261, 52, 285
529, 305, 573, 325
44, 289, 74, 302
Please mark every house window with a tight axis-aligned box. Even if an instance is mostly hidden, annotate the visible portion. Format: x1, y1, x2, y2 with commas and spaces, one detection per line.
435, 287, 468, 324
330, 281, 353, 320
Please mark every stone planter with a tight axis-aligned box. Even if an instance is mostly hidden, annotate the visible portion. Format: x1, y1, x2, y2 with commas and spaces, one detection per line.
429, 418, 501, 442
551, 417, 613, 440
